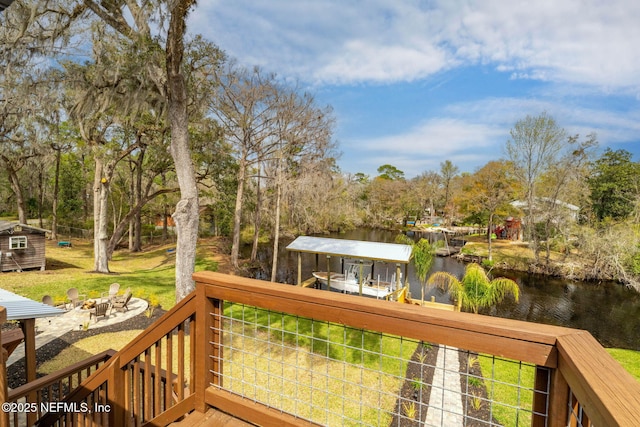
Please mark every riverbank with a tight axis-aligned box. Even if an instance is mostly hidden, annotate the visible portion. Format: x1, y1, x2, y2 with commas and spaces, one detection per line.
458, 235, 640, 291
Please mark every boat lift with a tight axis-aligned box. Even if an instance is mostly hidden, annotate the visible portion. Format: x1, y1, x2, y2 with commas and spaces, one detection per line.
285, 236, 413, 296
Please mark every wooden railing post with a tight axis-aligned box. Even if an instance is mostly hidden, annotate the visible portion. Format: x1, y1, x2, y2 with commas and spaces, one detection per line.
194, 282, 215, 413
108, 355, 125, 426
0, 307, 8, 427
546, 367, 570, 427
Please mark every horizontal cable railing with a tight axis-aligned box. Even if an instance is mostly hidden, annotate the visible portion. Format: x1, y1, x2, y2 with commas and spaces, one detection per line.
195, 271, 640, 427
208, 302, 546, 426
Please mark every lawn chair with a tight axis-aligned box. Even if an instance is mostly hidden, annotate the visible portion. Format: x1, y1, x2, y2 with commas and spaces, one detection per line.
89, 302, 110, 322
111, 289, 132, 313
66, 288, 87, 309
42, 295, 66, 310
101, 282, 120, 303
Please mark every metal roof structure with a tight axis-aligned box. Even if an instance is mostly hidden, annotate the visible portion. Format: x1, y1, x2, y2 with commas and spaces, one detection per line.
0, 288, 65, 320
286, 236, 412, 264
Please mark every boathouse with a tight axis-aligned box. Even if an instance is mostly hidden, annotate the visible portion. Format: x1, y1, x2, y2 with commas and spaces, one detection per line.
0, 221, 48, 272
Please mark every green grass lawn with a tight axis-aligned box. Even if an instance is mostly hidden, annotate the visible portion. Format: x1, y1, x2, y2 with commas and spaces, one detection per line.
0, 238, 220, 311
478, 349, 640, 427
606, 348, 640, 382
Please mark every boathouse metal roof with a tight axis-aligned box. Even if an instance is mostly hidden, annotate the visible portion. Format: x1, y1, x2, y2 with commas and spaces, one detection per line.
0, 288, 65, 320
286, 236, 412, 264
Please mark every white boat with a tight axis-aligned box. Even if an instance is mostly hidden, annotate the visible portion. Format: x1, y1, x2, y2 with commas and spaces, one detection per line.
286, 236, 412, 299
312, 263, 396, 299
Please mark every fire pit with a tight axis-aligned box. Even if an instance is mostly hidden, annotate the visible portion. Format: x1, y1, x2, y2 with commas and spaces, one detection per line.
80, 300, 97, 310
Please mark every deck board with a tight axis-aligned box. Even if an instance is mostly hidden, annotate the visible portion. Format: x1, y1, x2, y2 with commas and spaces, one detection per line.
170, 408, 255, 426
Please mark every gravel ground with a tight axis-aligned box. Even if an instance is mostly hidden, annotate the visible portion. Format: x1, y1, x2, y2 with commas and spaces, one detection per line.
7, 308, 166, 389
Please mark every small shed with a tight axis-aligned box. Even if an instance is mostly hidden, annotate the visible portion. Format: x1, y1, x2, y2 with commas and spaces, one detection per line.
0, 221, 48, 272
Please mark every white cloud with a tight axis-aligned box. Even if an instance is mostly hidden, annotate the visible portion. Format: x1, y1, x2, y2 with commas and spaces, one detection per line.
191, 0, 640, 90
340, 96, 640, 177
344, 118, 507, 176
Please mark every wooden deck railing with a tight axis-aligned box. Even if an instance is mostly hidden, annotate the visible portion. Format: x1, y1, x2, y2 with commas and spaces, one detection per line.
35, 291, 198, 427
2, 272, 639, 426
5, 350, 115, 426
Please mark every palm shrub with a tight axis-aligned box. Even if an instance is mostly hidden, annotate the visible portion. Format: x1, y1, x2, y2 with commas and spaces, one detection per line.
427, 263, 519, 313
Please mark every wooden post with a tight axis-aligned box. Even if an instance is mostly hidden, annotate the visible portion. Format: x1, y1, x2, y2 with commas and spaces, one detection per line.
545, 367, 570, 427
326, 255, 331, 290
0, 307, 8, 427
194, 282, 216, 413
108, 355, 125, 426
297, 253, 302, 286
20, 318, 37, 426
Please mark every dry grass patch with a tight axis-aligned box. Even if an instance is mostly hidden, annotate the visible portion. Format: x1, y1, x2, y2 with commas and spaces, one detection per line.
223, 326, 405, 426
39, 330, 144, 375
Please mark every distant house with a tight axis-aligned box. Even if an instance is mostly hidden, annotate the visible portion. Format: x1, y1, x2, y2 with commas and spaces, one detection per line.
0, 221, 48, 272
511, 198, 580, 222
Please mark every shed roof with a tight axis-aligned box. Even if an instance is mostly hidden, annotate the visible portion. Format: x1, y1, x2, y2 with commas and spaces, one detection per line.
0, 221, 49, 234
0, 289, 65, 320
286, 236, 412, 264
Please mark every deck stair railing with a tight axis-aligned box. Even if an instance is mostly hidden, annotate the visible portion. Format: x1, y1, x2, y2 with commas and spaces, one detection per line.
3, 350, 115, 426
33, 291, 198, 427
2, 272, 640, 426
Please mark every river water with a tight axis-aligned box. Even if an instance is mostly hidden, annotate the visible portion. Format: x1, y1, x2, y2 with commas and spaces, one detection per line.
244, 229, 640, 350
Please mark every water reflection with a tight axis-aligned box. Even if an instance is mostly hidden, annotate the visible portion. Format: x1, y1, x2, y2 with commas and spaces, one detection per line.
242, 229, 640, 350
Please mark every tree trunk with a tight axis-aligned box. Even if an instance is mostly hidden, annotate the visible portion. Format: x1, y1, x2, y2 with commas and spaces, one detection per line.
37, 169, 45, 228
271, 157, 283, 282
95, 167, 110, 273
133, 146, 145, 251
51, 147, 61, 241
231, 153, 247, 269
167, 0, 199, 302
487, 213, 494, 261
4, 163, 27, 224
82, 154, 90, 224
251, 172, 261, 262
93, 158, 102, 270
128, 161, 135, 250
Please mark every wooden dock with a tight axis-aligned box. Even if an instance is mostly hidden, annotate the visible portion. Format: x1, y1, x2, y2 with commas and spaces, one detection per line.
435, 247, 460, 257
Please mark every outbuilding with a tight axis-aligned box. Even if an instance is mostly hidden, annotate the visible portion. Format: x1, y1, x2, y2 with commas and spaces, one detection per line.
0, 221, 48, 272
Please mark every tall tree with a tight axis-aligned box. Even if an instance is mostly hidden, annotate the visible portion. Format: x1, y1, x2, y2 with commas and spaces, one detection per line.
463, 160, 518, 261
376, 164, 404, 181
588, 148, 640, 222
439, 160, 459, 224
537, 133, 597, 262
506, 112, 566, 262
57, 0, 200, 298
212, 63, 278, 269
268, 89, 334, 281
414, 171, 441, 223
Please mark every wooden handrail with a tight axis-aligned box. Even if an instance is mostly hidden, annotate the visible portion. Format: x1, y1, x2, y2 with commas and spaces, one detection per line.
7, 349, 115, 402
36, 292, 198, 427
195, 271, 569, 367
557, 331, 640, 426
117, 292, 196, 365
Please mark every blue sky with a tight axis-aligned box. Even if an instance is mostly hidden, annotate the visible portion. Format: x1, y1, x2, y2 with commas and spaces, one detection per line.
189, 1, 640, 178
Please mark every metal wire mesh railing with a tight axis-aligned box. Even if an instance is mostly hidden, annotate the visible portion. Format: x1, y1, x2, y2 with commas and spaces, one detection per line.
209, 302, 548, 426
